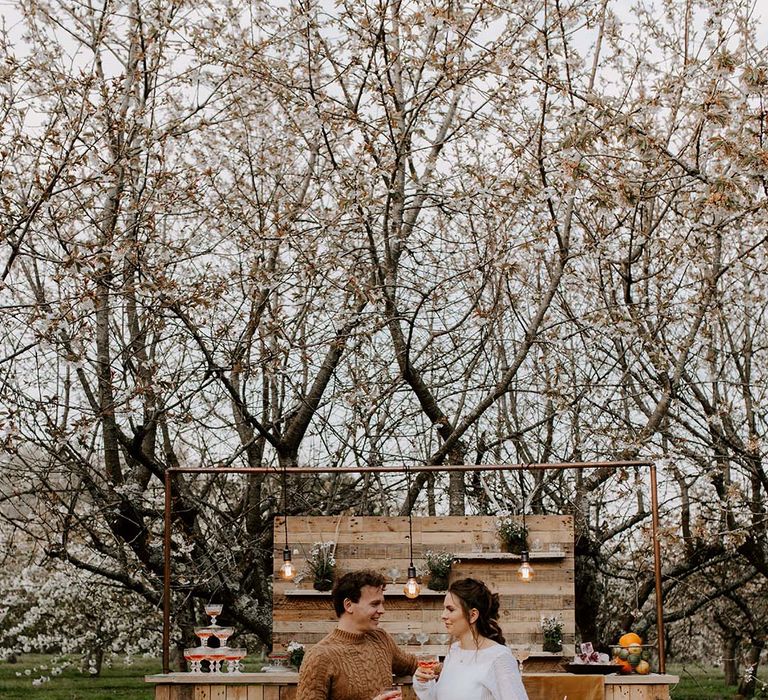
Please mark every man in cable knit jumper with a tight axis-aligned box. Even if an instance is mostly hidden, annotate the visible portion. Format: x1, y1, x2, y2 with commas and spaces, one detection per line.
297, 569, 418, 700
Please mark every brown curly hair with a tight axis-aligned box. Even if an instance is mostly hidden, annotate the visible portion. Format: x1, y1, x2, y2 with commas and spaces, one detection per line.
447, 577, 506, 646
331, 569, 387, 617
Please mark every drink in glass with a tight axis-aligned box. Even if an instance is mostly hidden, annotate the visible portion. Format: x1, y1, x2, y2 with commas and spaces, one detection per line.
204, 603, 223, 625
183, 647, 207, 673
194, 626, 215, 645
214, 627, 234, 644
224, 648, 247, 673
417, 654, 439, 672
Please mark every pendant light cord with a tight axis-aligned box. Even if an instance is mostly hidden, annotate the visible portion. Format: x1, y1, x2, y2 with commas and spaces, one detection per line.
406, 465, 414, 565
282, 464, 289, 548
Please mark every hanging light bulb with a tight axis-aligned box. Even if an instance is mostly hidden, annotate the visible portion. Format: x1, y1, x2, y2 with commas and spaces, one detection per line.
280, 547, 296, 580
403, 465, 420, 599
278, 464, 295, 581
516, 470, 533, 583
403, 564, 421, 599
517, 550, 534, 582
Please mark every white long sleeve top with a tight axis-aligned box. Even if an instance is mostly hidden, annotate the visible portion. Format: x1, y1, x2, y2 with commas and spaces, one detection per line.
412, 642, 528, 700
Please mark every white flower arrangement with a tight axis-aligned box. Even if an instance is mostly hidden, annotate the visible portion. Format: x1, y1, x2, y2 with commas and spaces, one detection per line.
306, 541, 336, 579
303, 541, 336, 590
497, 513, 528, 551
424, 550, 453, 578
541, 615, 563, 652
287, 640, 305, 669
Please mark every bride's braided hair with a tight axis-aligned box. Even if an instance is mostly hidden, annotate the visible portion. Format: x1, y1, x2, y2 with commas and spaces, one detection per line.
448, 578, 506, 646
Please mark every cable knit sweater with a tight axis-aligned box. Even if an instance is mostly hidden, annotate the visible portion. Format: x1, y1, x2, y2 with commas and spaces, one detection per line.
297, 627, 417, 700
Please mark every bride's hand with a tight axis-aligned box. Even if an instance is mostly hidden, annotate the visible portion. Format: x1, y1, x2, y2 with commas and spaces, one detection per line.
414, 662, 441, 682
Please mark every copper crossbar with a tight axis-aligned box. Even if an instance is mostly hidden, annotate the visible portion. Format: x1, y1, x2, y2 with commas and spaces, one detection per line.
162, 460, 666, 673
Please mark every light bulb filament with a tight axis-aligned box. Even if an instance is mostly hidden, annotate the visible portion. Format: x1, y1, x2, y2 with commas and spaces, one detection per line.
403, 564, 421, 599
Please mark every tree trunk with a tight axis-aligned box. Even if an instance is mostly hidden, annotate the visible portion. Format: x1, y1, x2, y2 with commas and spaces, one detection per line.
724, 634, 739, 687
81, 645, 104, 676
737, 639, 765, 697
448, 471, 465, 515
574, 541, 604, 647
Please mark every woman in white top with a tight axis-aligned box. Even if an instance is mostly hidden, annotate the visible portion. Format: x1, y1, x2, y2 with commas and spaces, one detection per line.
412, 578, 528, 700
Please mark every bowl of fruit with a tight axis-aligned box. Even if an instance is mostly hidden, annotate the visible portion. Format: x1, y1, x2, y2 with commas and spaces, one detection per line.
610, 633, 654, 675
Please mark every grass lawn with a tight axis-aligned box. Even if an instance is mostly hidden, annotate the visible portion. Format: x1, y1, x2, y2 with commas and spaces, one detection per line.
0, 655, 159, 700
668, 662, 743, 699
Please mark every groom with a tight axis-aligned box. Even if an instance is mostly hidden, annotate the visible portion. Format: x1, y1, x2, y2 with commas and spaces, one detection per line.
296, 569, 417, 700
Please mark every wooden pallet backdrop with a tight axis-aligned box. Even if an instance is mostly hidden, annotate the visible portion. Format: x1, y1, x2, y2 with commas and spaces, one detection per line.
272, 515, 574, 654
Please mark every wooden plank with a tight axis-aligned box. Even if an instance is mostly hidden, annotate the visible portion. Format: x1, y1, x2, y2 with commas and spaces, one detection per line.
274, 515, 573, 535
604, 684, 671, 700
226, 687, 249, 700
210, 686, 227, 700
155, 686, 171, 700
194, 686, 211, 700
605, 685, 630, 699
246, 686, 265, 700
264, 687, 280, 700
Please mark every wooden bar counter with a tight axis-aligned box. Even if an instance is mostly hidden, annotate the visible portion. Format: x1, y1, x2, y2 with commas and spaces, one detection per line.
146, 671, 679, 700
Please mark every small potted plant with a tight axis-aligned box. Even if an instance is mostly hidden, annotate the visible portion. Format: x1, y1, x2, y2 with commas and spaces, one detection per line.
497, 514, 528, 554
305, 541, 336, 591
424, 550, 453, 591
287, 640, 305, 670
541, 615, 564, 653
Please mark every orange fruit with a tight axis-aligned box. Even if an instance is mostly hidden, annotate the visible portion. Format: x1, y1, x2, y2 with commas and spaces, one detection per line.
614, 657, 633, 674
619, 632, 643, 648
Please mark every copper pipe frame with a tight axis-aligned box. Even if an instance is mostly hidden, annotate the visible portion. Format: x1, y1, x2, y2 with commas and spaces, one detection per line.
649, 462, 666, 673
161, 460, 665, 674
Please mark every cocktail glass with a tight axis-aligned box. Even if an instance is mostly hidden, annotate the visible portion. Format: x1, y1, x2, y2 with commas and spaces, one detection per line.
434, 633, 450, 645
206, 647, 227, 674
387, 567, 400, 584
194, 626, 215, 647
416, 632, 430, 647
205, 603, 223, 625
396, 632, 413, 646
416, 653, 439, 676
213, 627, 234, 645
224, 647, 247, 673
183, 647, 207, 673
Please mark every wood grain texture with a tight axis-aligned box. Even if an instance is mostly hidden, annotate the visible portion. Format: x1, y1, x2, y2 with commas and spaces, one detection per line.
152, 678, 671, 700
604, 685, 671, 700
272, 516, 575, 652
246, 687, 264, 700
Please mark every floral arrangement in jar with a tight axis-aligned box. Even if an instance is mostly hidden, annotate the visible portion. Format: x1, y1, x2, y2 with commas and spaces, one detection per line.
424, 550, 453, 591
287, 640, 305, 670
305, 541, 336, 591
496, 514, 528, 554
541, 615, 564, 653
